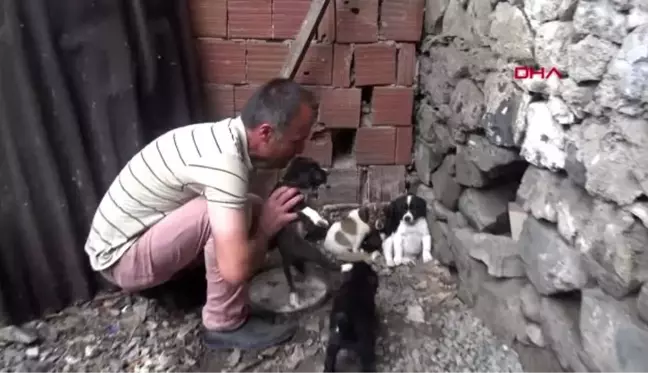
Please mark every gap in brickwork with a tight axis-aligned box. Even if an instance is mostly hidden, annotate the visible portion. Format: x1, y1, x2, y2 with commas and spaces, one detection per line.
360, 86, 374, 127
330, 128, 357, 168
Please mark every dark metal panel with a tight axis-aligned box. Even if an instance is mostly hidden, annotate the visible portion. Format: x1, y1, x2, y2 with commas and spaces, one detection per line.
0, 0, 204, 325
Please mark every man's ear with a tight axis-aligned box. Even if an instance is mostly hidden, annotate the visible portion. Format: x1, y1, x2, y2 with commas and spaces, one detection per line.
256, 123, 274, 143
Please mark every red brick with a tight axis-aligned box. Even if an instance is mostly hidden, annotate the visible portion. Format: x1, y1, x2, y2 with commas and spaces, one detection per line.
395, 127, 413, 164
272, 0, 310, 39
234, 85, 260, 114
188, 0, 227, 37
371, 87, 414, 126
336, 0, 379, 43
197, 39, 246, 84
319, 88, 361, 128
228, 0, 272, 39
317, 0, 336, 42
300, 131, 333, 167
353, 43, 396, 86
205, 84, 235, 120
380, 0, 425, 41
397, 43, 417, 86
355, 127, 396, 165
246, 42, 288, 84
332, 44, 353, 87
295, 44, 333, 85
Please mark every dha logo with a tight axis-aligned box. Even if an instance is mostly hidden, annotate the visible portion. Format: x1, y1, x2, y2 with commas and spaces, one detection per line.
513, 66, 564, 80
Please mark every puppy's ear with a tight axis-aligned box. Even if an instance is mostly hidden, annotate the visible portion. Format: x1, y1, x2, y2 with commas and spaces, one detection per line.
357, 206, 370, 224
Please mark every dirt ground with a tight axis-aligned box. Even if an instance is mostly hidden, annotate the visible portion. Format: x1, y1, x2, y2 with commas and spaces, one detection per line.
0, 257, 523, 372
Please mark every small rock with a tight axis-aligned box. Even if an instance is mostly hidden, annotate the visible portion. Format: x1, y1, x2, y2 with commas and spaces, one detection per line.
226, 349, 241, 367
519, 283, 542, 323
0, 325, 39, 345
525, 322, 546, 348
25, 346, 39, 359
406, 304, 426, 323
547, 95, 574, 126
286, 345, 305, 370
516, 165, 563, 223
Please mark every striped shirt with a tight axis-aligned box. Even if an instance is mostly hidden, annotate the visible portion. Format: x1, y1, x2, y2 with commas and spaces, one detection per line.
84, 117, 253, 271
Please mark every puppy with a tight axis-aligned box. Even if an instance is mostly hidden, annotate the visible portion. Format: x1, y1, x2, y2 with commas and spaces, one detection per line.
324, 261, 379, 372
382, 193, 433, 267
323, 204, 387, 261
268, 156, 340, 308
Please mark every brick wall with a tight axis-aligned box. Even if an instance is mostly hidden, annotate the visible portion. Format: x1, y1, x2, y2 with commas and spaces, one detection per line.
188, 0, 423, 204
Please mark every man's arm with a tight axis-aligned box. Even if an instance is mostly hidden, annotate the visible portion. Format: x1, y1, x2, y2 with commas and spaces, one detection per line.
207, 205, 266, 285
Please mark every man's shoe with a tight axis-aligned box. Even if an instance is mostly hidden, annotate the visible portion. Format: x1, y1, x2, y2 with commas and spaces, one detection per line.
202, 315, 297, 350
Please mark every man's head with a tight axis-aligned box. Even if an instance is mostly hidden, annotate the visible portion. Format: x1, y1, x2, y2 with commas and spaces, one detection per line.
242, 78, 318, 169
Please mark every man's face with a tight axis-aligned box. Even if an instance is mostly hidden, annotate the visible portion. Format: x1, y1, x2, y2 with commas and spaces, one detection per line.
253, 103, 315, 169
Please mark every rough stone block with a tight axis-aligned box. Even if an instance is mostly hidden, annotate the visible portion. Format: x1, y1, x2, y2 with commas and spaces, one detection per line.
473, 278, 528, 343
295, 44, 333, 85
245, 42, 288, 84
196, 39, 246, 84
520, 283, 542, 324
516, 165, 563, 223
332, 44, 353, 87
363, 165, 406, 203
371, 87, 414, 126
508, 202, 528, 242
397, 43, 416, 86
518, 217, 588, 295
638, 284, 648, 324
459, 231, 526, 278
319, 88, 361, 128
228, 0, 273, 39
431, 155, 463, 211
580, 288, 648, 372
204, 84, 234, 120
458, 185, 517, 234
539, 295, 591, 372
430, 220, 454, 266
188, 0, 227, 37
481, 72, 525, 148
355, 127, 396, 165
414, 139, 445, 185
379, 0, 424, 41
449, 227, 491, 306
353, 44, 397, 86
448, 79, 485, 136
455, 134, 525, 188
520, 101, 567, 171
335, 0, 379, 43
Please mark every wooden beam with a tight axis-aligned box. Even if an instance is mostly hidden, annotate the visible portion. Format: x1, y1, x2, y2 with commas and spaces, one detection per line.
279, 0, 332, 79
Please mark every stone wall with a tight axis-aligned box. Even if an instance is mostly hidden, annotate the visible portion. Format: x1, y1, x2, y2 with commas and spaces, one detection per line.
414, 0, 648, 371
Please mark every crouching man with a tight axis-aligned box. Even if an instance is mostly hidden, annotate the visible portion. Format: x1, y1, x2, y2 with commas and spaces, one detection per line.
83, 78, 317, 350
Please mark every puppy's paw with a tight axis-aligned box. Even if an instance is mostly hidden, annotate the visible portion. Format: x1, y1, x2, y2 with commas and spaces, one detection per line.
385, 258, 395, 267
289, 292, 301, 308
402, 257, 416, 266
422, 252, 433, 263
315, 218, 330, 228
370, 251, 381, 261
393, 257, 403, 266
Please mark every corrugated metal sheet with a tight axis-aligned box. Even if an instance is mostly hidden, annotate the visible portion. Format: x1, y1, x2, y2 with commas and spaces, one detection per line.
0, 0, 204, 325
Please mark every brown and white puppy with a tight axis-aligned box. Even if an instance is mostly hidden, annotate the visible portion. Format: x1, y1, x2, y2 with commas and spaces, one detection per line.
322, 204, 387, 261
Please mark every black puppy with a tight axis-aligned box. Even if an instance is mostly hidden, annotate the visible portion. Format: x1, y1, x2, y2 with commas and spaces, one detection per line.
324, 261, 379, 372
268, 156, 340, 308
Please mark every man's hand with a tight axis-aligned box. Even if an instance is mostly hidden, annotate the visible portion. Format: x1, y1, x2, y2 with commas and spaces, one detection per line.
258, 186, 303, 238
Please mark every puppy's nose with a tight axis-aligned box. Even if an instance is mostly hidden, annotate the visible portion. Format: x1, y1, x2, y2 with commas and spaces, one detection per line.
404, 216, 412, 223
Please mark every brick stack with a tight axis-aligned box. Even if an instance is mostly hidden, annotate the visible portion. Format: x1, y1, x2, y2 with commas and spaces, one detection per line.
188, 0, 423, 203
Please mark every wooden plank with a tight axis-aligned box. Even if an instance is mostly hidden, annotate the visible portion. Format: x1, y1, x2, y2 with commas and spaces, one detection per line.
279, 0, 332, 79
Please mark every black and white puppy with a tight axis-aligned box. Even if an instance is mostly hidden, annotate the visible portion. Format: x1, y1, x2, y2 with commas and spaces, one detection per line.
322, 204, 387, 261
324, 261, 379, 372
382, 193, 433, 267
268, 156, 340, 308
